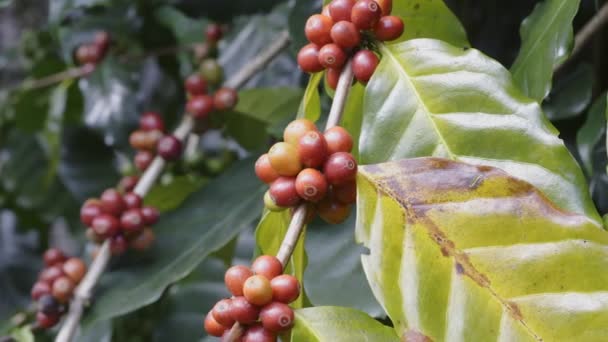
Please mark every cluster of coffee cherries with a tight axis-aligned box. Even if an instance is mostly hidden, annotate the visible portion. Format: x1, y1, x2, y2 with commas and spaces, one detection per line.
74, 31, 111, 66
256, 119, 357, 224
297, 0, 404, 86
30, 249, 87, 329
205, 255, 300, 341
80, 186, 159, 255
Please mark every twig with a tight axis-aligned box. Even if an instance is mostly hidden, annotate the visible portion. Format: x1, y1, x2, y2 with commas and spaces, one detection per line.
225, 60, 355, 342
54, 30, 291, 342
5, 64, 95, 92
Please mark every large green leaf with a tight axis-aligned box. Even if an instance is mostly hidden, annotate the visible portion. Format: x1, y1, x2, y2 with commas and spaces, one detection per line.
577, 93, 607, 177
543, 63, 592, 121
359, 39, 600, 224
356, 158, 608, 341
291, 306, 398, 341
297, 72, 323, 122
511, 0, 580, 102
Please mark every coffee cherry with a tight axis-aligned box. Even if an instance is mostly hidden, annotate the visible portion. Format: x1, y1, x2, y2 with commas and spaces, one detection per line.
295, 168, 328, 202
110, 235, 128, 255
330, 21, 361, 49
351, 0, 381, 30
120, 209, 144, 232
242, 324, 276, 342
141, 206, 160, 225
36, 311, 59, 329
130, 228, 155, 251
305, 14, 333, 46
324, 126, 353, 154
123, 192, 142, 209
31, 281, 51, 300
269, 177, 300, 207
270, 275, 300, 303
298, 130, 328, 168
297, 44, 324, 73
243, 275, 273, 306
225, 265, 254, 296
185, 74, 208, 96
80, 199, 103, 226
200, 59, 224, 85
260, 302, 294, 332
326, 67, 341, 90
252, 255, 283, 280
52, 276, 75, 303
135, 151, 155, 171
264, 191, 285, 212
206, 23, 223, 42
140, 112, 165, 132
43, 248, 66, 267
352, 49, 379, 83
100, 188, 126, 216
129, 130, 147, 150
86, 228, 105, 243
324, 152, 357, 185
318, 43, 347, 69
212, 298, 235, 327
214, 87, 238, 111
231, 296, 260, 325
328, 0, 356, 22
376, 0, 393, 16
204, 311, 227, 337
38, 294, 60, 315
255, 154, 280, 184
118, 176, 139, 193
268, 143, 302, 177
317, 197, 351, 224
157, 135, 182, 161
187, 95, 215, 119
92, 214, 120, 237
62, 258, 86, 283
374, 15, 404, 41
333, 180, 357, 204
39, 265, 64, 284
284, 118, 318, 146
75, 44, 102, 65
94, 31, 111, 53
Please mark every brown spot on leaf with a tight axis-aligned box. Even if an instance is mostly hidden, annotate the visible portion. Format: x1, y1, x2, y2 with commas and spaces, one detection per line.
403, 330, 432, 342
506, 301, 523, 321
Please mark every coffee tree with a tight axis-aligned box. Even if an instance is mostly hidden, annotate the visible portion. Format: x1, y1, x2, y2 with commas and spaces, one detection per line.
1, 0, 607, 341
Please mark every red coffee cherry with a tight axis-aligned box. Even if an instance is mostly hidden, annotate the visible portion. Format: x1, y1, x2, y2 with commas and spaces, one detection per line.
324, 126, 353, 154
129, 130, 148, 150
52, 276, 75, 303
260, 302, 294, 332
92, 214, 120, 237
225, 265, 254, 296
268, 143, 302, 177
94, 31, 111, 53
36, 311, 60, 329
297, 43, 324, 73
186, 95, 215, 119
118, 175, 139, 193
318, 43, 347, 69
157, 135, 182, 161
214, 87, 238, 111
324, 152, 357, 185
123, 192, 142, 209
270, 275, 300, 304
284, 119, 318, 146
328, 0, 356, 22
295, 168, 328, 202
269, 177, 300, 207
62, 258, 86, 283
242, 324, 276, 342
231, 296, 260, 325
43, 248, 66, 267
139, 112, 165, 132
352, 49, 379, 83
298, 130, 328, 168
243, 275, 273, 306
110, 235, 128, 255
130, 228, 155, 251
374, 15, 404, 41
38, 294, 61, 316
120, 209, 144, 232
206, 23, 223, 42
75, 44, 102, 65
80, 199, 103, 227
326, 67, 341, 90
333, 180, 357, 204
305, 14, 333, 46
252, 255, 283, 280
330, 21, 361, 49
135, 151, 155, 171
264, 191, 285, 212
204, 311, 227, 337
141, 206, 160, 225
376, 0, 393, 16
351, 0, 382, 30
39, 265, 64, 284
317, 197, 351, 224
185, 74, 208, 96
255, 154, 280, 184
100, 188, 126, 216
142, 130, 164, 152
31, 281, 52, 300
212, 298, 235, 327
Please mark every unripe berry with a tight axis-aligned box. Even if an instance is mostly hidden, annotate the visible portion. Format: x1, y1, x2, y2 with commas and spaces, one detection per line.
255, 154, 280, 184
43, 248, 66, 267
92, 214, 120, 237
94, 31, 111, 53
317, 197, 351, 224
318, 43, 347, 69
298, 130, 328, 168
62, 258, 86, 283
326, 67, 341, 90
324, 152, 357, 185
185, 74, 208, 96
140, 112, 165, 132
352, 49, 379, 84
212, 298, 235, 327
330, 21, 361, 49
295, 168, 328, 202
123, 192, 142, 209
36, 311, 60, 329
270, 274, 300, 303
141, 206, 160, 225
200, 59, 224, 85
264, 191, 285, 212
231, 296, 260, 325
129, 130, 148, 150
110, 235, 128, 255
284, 119, 318, 145
376, 0, 393, 16
214, 87, 238, 111
225, 265, 254, 296
242, 324, 276, 342
260, 302, 294, 332
39, 265, 64, 284
269, 177, 300, 207
351, 0, 381, 30
118, 175, 139, 193
333, 180, 357, 204
31, 281, 51, 301
38, 294, 60, 315
120, 209, 144, 232
324, 126, 353, 154
157, 135, 182, 161
135, 151, 155, 171
52, 276, 75, 303
252, 255, 283, 280
243, 275, 273, 306
130, 228, 155, 251
100, 188, 126, 216
187, 95, 215, 119
268, 143, 302, 177
297, 43, 324, 73
80, 199, 103, 227
328, 0, 356, 22
305, 14, 333, 46
374, 15, 404, 41
142, 130, 164, 152
206, 23, 223, 42
204, 311, 227, 337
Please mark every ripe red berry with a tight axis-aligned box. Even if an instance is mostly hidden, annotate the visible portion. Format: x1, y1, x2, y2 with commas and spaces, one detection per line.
38, 294, 60, 315
225, 265, 254, 296
92, 214, 120, 237
118, 175, 139, 193
141, 206, 160, 225
135, 151, 155, 171
62, 258, 86, 283
352, 49, 379, 83
328, 0, 356, 22
298, 130, 328, 168
252, 255, 283, 280
123, 192, 142, 209
140, 112, 165, 132
130, 228, 156, 251
43, 248, 66, 267
324, 152, 357, 185
351, 0, 382, 30
120, 209, 144, 232
297, 43, 324, 73
333, 180, 357, 204
31, 281, 52, 300
243, 275, 273, 306
260, 302, 294, 332
268, 143, 302, 177
305, 14, 333, 46
317, 197, 351, 224
110, 235, 128, 255
212, 298, 235, 327
255, 154, 280, 184
75, 44, 102, 65
36, 311, 60, 329
100, 188, 126, 216
204, 311, 227, 337
326, 67, 341, 90
242, 324, 276, 342
129, 130, 147, 150
94, 31, 111, 53
374, 15, 404, 41
269, 177, 300, 207
330, 21, 361, 49
185, 74, 208, 96
39, 265, 64, 284
206, 23, 223, 42
270, 275, 300, 304
80, 199, 103, 227
295, 168, 328, 202
214, 87, 238, 111
324, 126, 353, 154
376, 0, 393, 16
231, 296, 260, 325
157, 135, 182, 161
186, 95, 215, 119
318, 43, 347, 69
52, 276, 75, 303
284, 119, 318, 146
